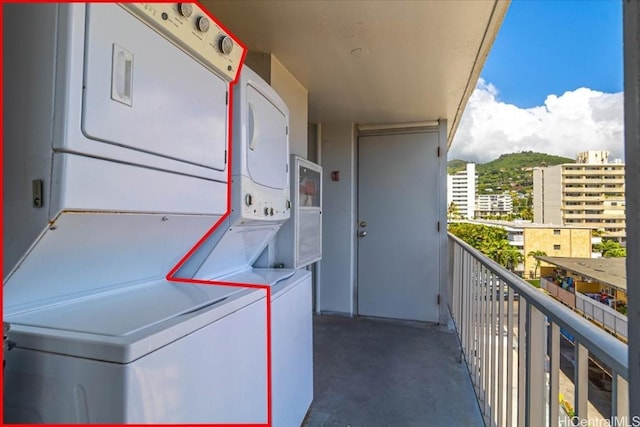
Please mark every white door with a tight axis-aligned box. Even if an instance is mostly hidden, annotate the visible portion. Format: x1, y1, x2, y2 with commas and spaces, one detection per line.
357, 131, 440, 322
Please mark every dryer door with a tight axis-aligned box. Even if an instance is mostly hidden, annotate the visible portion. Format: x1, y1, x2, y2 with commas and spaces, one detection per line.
246, 85, 288, 189
81, 4, 227, 171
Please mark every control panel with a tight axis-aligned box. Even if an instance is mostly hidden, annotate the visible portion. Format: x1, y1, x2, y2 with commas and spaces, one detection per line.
119, 3, 244, 81
234, 176, 290, 223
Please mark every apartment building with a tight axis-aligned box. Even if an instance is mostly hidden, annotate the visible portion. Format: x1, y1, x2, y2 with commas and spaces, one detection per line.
475, 192, 513, 218
447, 163, 476, 219
533, 150, 626, 242
468, 219, 595, 278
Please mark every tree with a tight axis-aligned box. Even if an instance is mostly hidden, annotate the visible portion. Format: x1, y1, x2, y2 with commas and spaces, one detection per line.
594, 240, 626, 258
519, 207, 533, 221
498, 246, 523, 272
527, 250, 547, 278
448, 223, 508, 254
447, 202, 458, 220
448, 223, 523, 271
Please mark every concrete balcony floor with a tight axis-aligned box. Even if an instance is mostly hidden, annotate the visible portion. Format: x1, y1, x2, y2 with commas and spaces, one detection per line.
305, 315, 483, 427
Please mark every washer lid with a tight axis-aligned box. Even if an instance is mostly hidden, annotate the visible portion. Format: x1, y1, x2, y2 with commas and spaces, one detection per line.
5, 281, 264, 364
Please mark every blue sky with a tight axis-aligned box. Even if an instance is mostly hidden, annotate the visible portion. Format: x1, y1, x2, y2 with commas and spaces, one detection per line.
481, 0, 623, 109
449, 0, 625, 163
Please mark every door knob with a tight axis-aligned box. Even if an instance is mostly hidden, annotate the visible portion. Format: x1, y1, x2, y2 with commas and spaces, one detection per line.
359, 231, 367, 237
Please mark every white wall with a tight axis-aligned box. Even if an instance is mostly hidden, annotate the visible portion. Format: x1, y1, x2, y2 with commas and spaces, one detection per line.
318, 123, 356, 314
270, 56, 308, 159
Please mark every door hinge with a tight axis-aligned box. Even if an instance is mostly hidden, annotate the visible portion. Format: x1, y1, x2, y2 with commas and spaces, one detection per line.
286, 126, 289, 135
224, 150, 227, 164
437, 294, 440, 305
225, 91, 228, 105
32, 179, 44, 208
437, 146, 441, 157
437, 221, 441, 232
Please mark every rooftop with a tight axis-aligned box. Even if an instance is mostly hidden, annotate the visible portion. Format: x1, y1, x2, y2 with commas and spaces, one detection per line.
537, 256, 627, 291
464, 219, 595, 230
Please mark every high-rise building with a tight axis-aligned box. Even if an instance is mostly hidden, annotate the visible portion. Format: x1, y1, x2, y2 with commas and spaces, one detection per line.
533, 151, 626, 241
447, 163, 476, 219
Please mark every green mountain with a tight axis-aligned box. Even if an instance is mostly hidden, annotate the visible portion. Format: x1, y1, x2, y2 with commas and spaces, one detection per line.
448, 151, 572, 174
447, 159, 468, 174
475, 151, 573, 193
479, 151, 572, 172
447, 151, 574, 219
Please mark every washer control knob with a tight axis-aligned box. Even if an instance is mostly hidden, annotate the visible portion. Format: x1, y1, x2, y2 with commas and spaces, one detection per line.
178, 3, 193, 17
269, 208, 274, 216
264, 207, 269, 216
219, 36, 234, 55
196, 16, 210, 33
245, 194, 253, 206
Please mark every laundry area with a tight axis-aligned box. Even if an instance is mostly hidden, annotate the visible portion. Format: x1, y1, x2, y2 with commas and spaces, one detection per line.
3, 2, 509, 426
3, 3, 319, 425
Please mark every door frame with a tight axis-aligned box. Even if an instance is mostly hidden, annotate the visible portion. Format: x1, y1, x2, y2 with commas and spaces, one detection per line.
354, 121, 448, 323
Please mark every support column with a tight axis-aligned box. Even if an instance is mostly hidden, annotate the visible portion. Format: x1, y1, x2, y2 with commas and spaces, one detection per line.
624, 0, 640, 417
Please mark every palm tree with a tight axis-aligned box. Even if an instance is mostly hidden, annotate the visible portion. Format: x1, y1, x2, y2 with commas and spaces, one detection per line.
499, 247, 523, 272
527, 250, 547, 278
447, 202, 458, 220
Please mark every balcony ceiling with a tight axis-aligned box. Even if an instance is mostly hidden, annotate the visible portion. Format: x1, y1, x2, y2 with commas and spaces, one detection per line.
201, 0, 509, 144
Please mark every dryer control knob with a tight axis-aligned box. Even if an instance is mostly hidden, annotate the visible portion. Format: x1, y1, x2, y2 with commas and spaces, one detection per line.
196, 16, 210, 33
219, 36, 234, 55
178, 3, 193, 17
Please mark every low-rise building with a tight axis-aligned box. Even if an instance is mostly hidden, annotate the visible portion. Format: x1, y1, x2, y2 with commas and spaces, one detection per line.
467, 219, 595, 278
538, 256, 627, 341
475, 193, 513, 218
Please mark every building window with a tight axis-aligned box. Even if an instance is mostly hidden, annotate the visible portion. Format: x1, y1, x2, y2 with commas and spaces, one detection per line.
553, 244, 561, 250
553, 229, 561, 235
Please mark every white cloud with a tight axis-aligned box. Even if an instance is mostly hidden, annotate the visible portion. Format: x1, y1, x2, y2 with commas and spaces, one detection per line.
449, 79, 624, 164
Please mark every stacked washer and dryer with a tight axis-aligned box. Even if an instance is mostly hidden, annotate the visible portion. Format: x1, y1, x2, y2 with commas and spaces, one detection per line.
3, 3, 315, 425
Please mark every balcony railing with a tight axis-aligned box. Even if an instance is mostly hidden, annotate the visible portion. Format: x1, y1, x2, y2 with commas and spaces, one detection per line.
448, 233, 628, 426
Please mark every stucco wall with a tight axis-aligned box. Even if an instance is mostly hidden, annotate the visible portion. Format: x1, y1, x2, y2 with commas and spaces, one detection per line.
318, 123, 356, 314
524, 228, 592, 276
270, 56, 308, 159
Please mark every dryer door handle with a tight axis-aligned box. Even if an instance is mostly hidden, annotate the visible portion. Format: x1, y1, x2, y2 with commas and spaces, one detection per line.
248, 102, 257, 150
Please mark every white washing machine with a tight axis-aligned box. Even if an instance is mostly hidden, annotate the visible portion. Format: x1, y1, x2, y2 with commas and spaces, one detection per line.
215, 268, 313, 427
4, 281, 268, 423
3, 3, 273, 424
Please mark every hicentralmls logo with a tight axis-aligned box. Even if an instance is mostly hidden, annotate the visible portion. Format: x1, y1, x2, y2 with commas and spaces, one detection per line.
562, 416, 640, 427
